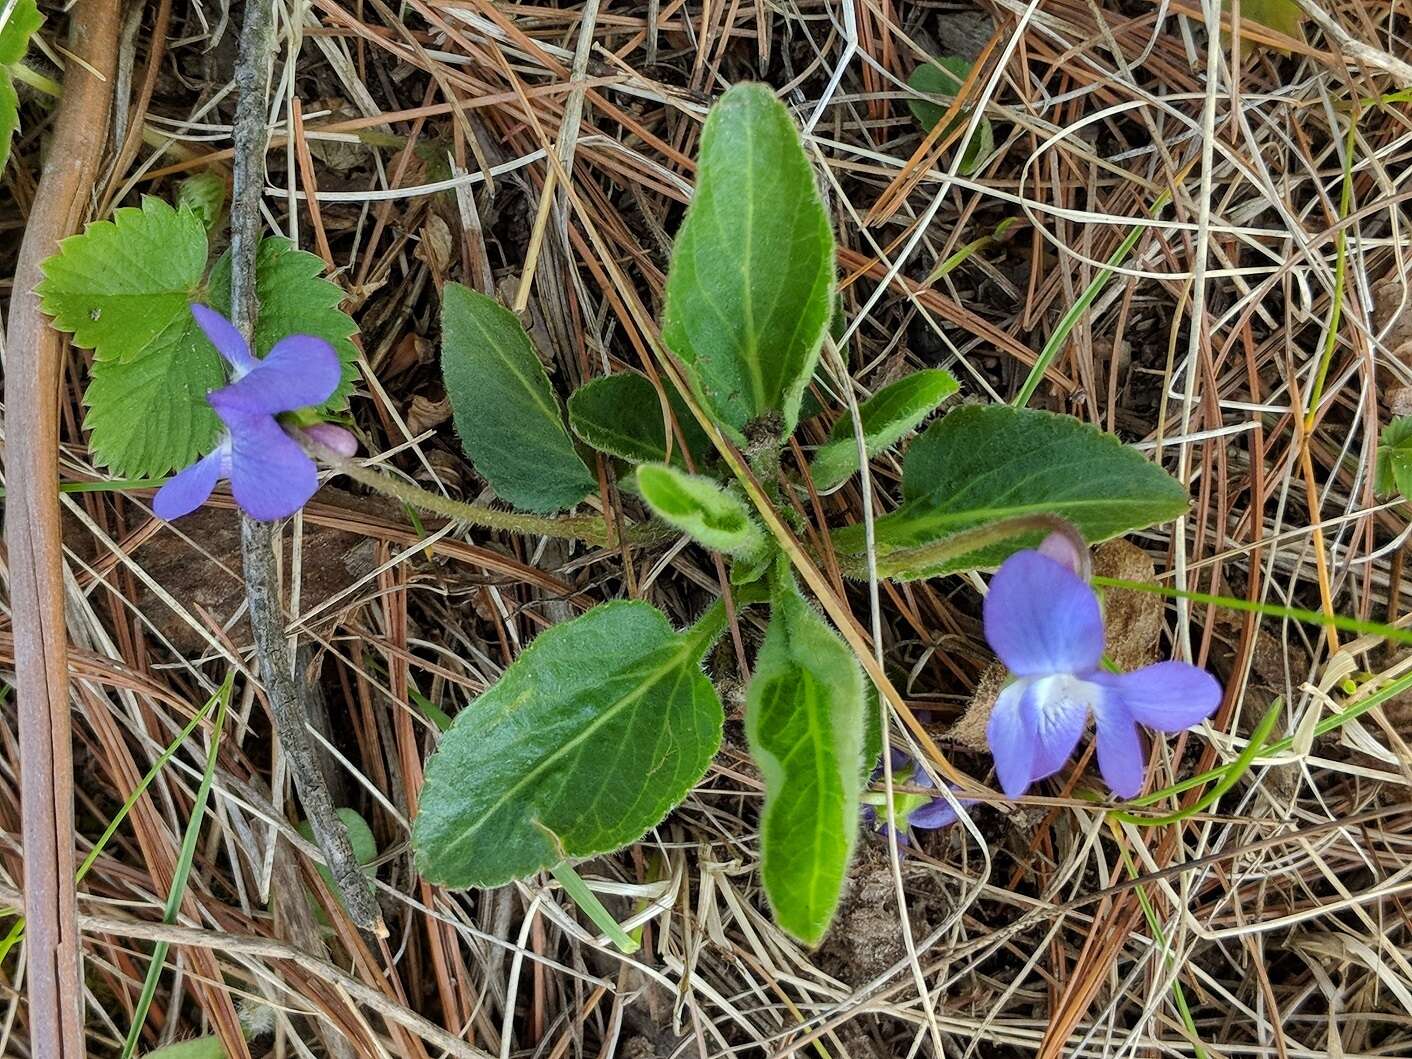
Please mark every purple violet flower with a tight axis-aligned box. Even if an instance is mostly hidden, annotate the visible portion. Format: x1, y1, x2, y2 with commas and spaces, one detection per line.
862, 750, 975, 846
983, 542, 1222, 800
154, 304, 355, 522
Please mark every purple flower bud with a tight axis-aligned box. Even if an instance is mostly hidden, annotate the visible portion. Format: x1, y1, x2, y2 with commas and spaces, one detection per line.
983, 549, 1222, 799
154, 305, 350, 522
862, 752, 975, 844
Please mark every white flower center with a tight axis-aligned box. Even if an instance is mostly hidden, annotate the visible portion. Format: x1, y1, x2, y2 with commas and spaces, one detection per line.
1030, 673, 1102, 727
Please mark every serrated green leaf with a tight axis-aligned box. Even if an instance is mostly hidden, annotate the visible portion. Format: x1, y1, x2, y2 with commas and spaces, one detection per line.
810, 369, 958, 490
1376, 416, 1412, 496
0, 0, 41, 65
299, 808, 377, 904
568, 371, 710, 467
71, 229, 360, 478
0, 69, 19, 175
206, 237, 359, 410
637, 463, 765, 558
832, 405, 1188, 578
39, 197, 210, 363
413, 601, 726, 889
747, 570, 866, 944
662, 83, 835, 439
907, 58, 994, 176
441, 282, 594, 513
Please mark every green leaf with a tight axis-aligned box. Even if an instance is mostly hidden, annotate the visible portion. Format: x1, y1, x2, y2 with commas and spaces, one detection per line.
907, 58, 994, 176
441, 282, 595, 513
206, 236, 360, 411
747, 570, 866, 944
142, 1038, 227, 1059
177, 172, 228, 234
0, 69, 19, 176
1238, 0, 1305, 51
637, 463, 765, 558
0, 0, 41, 65
39, 197, 210, 364
832, 405, 1188, 578
568, 371, 710, 467
1376, 416, 1412, 496
662, 83, 835, 439
810, 369, 957, 490
412, 601, 726, 889
67, 225, 360, 478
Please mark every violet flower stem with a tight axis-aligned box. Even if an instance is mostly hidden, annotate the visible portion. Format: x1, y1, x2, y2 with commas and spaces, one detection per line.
228, 0, 383, 936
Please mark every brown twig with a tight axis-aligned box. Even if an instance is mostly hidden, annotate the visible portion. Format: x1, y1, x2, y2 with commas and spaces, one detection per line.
2, 4, 120, 1054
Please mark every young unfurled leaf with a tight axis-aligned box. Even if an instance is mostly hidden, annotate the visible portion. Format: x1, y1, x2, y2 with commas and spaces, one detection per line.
809, 369, 958, 490
832, 405, 1188, 578
568, 371, 710, 467
441, 282, 595, 513
1376, 416, 1412, 497
637, 463, 765, 558
907, 58, 994, 176
0, 0, 41, 172
662, 83, 835, 440
39, 197, 210, 364
413, 601, 726, 888
61, 222, 360, 478
747, 569, 866, 944
177, 172, 228, 234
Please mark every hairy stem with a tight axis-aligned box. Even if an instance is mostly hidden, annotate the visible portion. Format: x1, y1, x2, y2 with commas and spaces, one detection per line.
228, 0, 382, 937
834, 513, 1087, 581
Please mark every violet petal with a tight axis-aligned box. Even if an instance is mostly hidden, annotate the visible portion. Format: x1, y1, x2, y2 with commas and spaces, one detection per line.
191, 304, 256, 375
225, 412, 320, 521
1093, 696, 1146, 798
302, 422, 358, 458
1092, 662, 1221, 732
984, 551, 1104, 677
906, 798, 960, 830
153, 446, 227, 520
212, 333, 342, 416
987, 680, 1037, 798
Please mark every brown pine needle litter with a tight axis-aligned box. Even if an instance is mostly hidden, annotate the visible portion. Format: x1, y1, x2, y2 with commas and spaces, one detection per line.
4, 2, 1412, 1057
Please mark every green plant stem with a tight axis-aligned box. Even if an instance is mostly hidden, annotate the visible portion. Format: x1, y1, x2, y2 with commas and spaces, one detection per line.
549, 861, 639, 954
833, 512, 1086, 580
308, 439, 671, 547
120, 680, 231, 1059
11, 62, 62, 97
1302, 110, 1358, 431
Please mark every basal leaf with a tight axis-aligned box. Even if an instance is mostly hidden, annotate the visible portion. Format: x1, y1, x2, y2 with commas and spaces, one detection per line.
207, 236, 360, 410
662, 83, 835, 439
832, 405, 1188, 578
907, 58, 994, 176
1376, 416, 1412, 496
39, 197, 209, 363
568, 371, 709, 467
747, 570, 866, 945
441, 282, 595, 513
810, 368, 958, 490
413, 601, 726, 889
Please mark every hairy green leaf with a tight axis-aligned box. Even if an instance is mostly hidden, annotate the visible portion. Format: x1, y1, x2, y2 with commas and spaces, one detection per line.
568, 371, 709, 466
0, 0, 41, 172
39, 197, 210, 363
747, 571, 866, 944
1376, 416, 1412, 496
441, 282, 595, 513
637, 464, 764, 557
413, 601, 726, 889
810, 369, 957, 490
907, 58, 994, 176
662, 83, 835, 439
142, 1038, 227, 1059
832, 405, 1188, 577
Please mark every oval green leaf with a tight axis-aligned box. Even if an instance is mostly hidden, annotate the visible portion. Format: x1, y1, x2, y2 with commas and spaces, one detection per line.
662, 83, 835, 439
832, 405, 1189, 578
441, 282, 595, 513
413, 601, 726, 889
907, 58, 994, 176
568, 371, 710, 467
747, 571, 866, 945
810, 368, 957, 490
